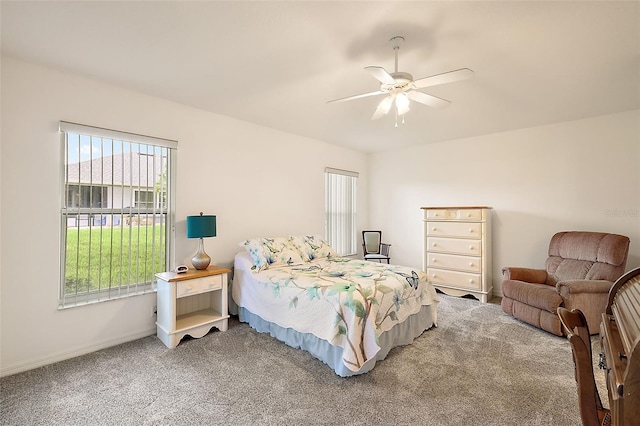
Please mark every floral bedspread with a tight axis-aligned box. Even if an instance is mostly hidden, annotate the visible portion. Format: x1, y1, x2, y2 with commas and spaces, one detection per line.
235, 257, 439, 373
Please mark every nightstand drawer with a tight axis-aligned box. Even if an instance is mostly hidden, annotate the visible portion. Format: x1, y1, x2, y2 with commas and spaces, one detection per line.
177, 275, 222, 298
427, 221, 482, 239
425, 209, 483, 221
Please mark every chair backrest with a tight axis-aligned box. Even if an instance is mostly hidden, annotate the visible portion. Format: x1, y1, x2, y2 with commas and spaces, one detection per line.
545, 231, 630, 285
363, 231, 382, 255
557, 307, 608, 426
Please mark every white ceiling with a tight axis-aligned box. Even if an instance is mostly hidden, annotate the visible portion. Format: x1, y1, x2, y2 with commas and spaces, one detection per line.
2, 1, 639, 153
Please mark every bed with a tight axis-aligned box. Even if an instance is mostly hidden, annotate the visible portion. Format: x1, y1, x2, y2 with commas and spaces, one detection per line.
230, 236, 439, 377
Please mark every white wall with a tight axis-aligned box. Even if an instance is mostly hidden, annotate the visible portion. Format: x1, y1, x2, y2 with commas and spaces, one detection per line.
369, 110, 640, 296
0, 56, 368, 376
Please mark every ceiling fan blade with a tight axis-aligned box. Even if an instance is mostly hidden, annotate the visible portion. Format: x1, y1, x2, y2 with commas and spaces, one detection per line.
327, 90, 385, 104
365, 66, 395, 85
371, 95, 395, 120
407, 90, 451, 109
412, 68, 474, 89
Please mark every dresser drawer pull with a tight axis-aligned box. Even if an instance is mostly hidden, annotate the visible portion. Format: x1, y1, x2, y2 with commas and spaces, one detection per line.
469, 228, 474, 233
469, 262, 475, 267
432, 274, 438, 279
432, 258, 437, 262
432, 243, 437, 247
469, 279, 475, 283
469, 246, 475, 250
432, 227, 437, 231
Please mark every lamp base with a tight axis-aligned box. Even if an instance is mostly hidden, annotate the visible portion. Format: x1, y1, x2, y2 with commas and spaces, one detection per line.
192, 238, 211, 270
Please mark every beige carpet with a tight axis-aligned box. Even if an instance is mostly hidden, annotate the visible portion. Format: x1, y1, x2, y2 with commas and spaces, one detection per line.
0, 294, 605, 425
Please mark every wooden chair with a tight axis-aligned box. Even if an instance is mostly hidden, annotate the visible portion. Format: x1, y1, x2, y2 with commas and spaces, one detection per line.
557, 307, 611, 426
362, 231, 391, 263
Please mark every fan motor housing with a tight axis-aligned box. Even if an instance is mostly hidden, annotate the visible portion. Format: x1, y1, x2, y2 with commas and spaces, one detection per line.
381, 72, 414, 92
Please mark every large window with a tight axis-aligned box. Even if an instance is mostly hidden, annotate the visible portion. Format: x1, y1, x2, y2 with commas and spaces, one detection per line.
59, 121, 176, 308
325, 167, 358, 256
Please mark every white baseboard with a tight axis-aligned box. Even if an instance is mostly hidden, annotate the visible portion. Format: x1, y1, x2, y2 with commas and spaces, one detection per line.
0, 328, 157, 378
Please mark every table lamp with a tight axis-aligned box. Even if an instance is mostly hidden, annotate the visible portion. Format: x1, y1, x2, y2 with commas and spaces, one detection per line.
186, 212, 217, 270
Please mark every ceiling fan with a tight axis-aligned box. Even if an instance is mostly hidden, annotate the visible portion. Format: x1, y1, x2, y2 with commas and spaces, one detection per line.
327, 36, 473, 125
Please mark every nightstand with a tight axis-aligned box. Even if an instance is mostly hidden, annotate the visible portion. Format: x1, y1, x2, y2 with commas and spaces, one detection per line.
155, 265, 231, 348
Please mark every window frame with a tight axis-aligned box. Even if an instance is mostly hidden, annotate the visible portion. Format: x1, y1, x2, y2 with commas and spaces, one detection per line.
58, 121, 177, 308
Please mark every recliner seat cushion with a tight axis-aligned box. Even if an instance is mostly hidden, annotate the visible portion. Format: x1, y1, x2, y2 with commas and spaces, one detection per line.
502, 280, 563, 313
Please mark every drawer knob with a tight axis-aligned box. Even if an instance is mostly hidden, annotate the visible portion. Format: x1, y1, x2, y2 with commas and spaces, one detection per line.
469, 228, 474, 233
469, 245, 474, 250
469, 262, 475, 267
432, 274, 438, 278
432, 258, 437, 262
469, 279, 475, 283
432, 243, 437, 247
432, 227, 437, 231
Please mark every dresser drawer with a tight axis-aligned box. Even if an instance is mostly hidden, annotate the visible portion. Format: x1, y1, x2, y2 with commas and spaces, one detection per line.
427, 237, 481, 256
425, 209, 483, 221
427, 253, 481, 273
426, 221, 482, 239
428, 268, 482, 290
176, 275, 223, 298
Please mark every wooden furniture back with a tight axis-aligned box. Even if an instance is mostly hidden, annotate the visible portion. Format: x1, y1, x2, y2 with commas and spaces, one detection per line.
599, 267, 640, 426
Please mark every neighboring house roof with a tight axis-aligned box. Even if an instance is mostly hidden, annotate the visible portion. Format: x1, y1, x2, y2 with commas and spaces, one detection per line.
67, 152, 166, 188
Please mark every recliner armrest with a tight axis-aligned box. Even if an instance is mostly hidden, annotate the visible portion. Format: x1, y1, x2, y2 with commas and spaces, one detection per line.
501, 267, 547, 284
556, 279, 613, 296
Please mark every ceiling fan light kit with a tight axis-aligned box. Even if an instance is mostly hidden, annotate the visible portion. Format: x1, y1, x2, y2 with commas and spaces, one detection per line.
328, 36, 473, 127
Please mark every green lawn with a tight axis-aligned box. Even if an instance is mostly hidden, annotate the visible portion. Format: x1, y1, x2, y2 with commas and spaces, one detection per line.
65, 224, 166, 295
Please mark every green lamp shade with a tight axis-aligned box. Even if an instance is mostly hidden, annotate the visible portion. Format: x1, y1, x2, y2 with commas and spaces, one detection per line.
186, 214, 216, 239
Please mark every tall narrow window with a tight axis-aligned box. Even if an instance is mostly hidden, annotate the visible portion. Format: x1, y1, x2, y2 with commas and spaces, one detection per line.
325, 167, 358, 256
59, 122, 177, 308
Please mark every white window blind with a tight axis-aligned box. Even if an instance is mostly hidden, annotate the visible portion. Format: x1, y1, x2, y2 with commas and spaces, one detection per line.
59, 121, 177, 308
325, 167, 358, 256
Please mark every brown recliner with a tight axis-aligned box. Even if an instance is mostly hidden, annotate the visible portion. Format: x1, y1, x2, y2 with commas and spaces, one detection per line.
501, 231, 630, 336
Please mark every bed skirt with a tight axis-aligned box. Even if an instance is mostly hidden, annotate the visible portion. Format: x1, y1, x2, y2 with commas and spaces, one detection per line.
236, 304, 436, 377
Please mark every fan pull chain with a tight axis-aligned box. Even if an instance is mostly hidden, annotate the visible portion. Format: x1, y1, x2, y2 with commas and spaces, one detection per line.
396, 114, 405, 126
394, 111, 406, 128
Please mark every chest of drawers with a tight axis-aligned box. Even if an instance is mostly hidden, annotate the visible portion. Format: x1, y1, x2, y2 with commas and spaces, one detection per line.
422, 207, 493, 303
